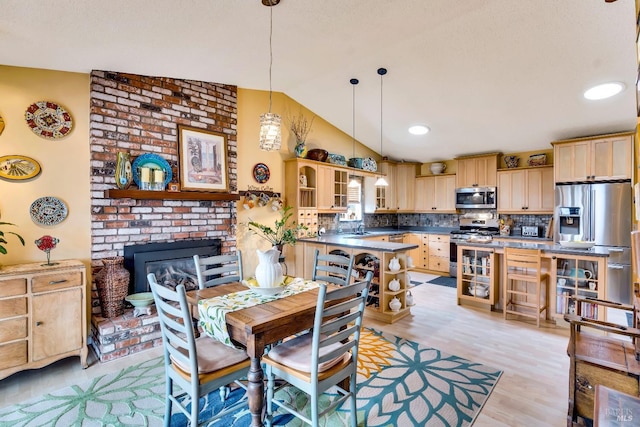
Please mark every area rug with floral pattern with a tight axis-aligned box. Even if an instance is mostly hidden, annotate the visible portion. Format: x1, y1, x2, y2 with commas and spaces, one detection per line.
0, 328, 502, 426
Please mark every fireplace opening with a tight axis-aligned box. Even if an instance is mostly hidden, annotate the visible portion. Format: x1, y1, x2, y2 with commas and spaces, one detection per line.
123, 239, 222, 294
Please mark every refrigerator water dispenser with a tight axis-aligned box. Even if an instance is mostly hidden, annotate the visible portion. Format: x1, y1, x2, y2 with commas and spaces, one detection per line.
558, 207, 581, 237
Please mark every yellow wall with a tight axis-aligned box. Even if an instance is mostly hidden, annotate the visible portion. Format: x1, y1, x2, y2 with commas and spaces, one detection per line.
0, 66, 91, 267
235, 89, 378, 275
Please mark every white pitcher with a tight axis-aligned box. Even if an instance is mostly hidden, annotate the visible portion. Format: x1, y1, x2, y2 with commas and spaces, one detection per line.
388, 256, 401, 272
255, 248, 283, 288
389, 296, 401, 312
388, 278, 400, 291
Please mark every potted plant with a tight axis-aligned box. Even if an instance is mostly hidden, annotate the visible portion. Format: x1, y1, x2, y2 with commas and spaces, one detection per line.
247, 206, 307, 253
0, 222, 25, 255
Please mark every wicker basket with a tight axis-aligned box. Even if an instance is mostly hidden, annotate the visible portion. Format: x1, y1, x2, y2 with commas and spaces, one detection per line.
95, 256, 130, 318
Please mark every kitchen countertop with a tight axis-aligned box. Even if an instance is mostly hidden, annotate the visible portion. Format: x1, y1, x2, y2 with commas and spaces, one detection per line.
456, 240, 611, 257
298, 233, 418, 252
299, 227, 557, 252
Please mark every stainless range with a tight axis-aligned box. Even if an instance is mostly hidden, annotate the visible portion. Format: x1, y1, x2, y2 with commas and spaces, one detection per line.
449, 215, 500, 277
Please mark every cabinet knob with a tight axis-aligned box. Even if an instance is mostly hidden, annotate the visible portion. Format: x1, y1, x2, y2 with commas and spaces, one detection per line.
36, 321, 43, 326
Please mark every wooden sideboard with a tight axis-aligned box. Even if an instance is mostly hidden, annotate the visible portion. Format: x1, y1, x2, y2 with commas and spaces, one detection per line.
0, 260, 88, 380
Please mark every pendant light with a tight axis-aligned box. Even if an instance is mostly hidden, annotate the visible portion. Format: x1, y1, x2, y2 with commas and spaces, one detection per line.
375, 67, 389, 187
259, 0, 282, 151
348, 78, 360, 188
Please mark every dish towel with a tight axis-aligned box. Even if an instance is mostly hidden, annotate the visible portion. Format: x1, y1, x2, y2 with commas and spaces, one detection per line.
198, 278, 318, 347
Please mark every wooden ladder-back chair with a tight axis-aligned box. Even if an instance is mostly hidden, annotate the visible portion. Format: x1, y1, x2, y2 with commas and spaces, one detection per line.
503, 247, 549, 327
565, 296, 640, 426
312, 249, 354, 287
263, 271, 373, 427
193, 251, 243, 289
148, 273, 250, 426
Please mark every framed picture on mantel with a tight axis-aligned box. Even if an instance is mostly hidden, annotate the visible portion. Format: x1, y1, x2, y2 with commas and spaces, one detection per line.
178, 125, 229, 192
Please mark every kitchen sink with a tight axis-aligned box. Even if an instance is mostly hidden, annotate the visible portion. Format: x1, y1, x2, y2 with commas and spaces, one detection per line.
349, 231, 371, 236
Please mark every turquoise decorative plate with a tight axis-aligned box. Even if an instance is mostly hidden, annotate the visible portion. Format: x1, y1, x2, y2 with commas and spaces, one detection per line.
131, 153, 172, 188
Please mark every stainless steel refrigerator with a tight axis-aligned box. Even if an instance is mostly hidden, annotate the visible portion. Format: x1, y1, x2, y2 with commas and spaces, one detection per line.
554, 181, 632, 304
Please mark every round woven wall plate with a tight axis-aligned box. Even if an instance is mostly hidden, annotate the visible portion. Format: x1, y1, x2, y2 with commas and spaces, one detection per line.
30, 196, 68, 226
25, 101, 73, 139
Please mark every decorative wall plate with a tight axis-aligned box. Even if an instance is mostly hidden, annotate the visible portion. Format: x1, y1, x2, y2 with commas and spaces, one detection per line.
0, 155, 41, 180
362, 157, 377, 172
131, 153, 172, 188
0, 114, 5, 135
253, 163, 270, 183
30, 196, 68, 226
25, 101, 73, 139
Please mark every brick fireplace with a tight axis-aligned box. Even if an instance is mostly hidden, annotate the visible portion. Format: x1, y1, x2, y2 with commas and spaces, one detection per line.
89, 71, 238, 362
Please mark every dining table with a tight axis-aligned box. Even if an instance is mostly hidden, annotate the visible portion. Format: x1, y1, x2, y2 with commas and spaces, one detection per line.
186, 280, 338, 427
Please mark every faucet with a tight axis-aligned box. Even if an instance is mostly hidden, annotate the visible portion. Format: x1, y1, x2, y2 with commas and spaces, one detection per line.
357, 223, 365, 234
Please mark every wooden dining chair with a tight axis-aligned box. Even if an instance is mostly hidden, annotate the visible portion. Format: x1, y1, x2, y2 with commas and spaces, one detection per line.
263, 271, 373, 427
503, 247, 549, 327
193, 251, 243, 289
312, 249, 354, 287
148, 273, 250, 426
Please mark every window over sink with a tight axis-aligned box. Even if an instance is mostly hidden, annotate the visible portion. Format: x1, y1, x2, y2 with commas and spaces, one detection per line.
339, 176, 362, 222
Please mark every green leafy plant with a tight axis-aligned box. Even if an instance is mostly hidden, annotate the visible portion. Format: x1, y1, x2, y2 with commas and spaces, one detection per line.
247, 206, 307, 247
0, 222, 25, 255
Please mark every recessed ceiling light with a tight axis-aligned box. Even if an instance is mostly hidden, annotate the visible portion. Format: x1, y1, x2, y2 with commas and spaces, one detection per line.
408, 125, 430, 135
583, 82, 625, 100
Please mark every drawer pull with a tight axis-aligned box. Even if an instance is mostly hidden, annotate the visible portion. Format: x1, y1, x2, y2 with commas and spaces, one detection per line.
49, 279, 68, 285
36, 321, 43, 326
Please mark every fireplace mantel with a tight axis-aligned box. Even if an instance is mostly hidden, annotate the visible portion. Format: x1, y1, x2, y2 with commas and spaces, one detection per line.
105, 189, 241, 201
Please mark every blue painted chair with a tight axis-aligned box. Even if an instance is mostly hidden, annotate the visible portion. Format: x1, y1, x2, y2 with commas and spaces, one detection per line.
263, 271, 373, 427
148, 273, 250, 426
193, 251, 243, 289
312, 249, 354, 287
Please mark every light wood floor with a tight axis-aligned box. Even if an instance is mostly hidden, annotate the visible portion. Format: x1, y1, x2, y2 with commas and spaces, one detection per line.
0, 282, 571, 426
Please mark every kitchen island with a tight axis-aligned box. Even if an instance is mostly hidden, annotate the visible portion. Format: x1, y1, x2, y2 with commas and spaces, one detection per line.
455, 240, 612, 323
296, 234, 419, 323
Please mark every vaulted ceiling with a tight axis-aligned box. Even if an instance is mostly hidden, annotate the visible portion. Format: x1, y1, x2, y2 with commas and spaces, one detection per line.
1, 0, 637, 163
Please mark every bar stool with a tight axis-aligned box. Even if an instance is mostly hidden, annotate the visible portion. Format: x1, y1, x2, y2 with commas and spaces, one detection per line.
503, 247, 549, 327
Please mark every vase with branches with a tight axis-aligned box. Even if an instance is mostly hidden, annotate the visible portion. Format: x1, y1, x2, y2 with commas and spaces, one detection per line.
287, 112, 315, 158
247, 206, 307, 253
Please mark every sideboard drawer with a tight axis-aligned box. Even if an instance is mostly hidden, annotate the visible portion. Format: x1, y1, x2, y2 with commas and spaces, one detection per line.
0, 297, 27, 318
0, 278, 27, 297
0, 317, 27, 342
32, 270, 82, 293
0, 341, 28, 370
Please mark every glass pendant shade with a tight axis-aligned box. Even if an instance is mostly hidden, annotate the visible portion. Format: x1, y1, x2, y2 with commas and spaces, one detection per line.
348, 177, 359, 187
259, 112, 282, 151
375, 176, 388, 187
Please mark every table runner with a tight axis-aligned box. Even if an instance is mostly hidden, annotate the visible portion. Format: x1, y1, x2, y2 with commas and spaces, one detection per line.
198, 278, 319, 347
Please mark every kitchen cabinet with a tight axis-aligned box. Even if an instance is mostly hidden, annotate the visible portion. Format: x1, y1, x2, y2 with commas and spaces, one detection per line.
396, 162, 419, 211
428, 234, 450, 273
552, 132, 633, 183
294, 241, 326, 279
376, 161, 397, 211
497, 166, 554, 213
414, 175, 456, 212
317, 164, 348, 212
414, 233, 450, 273
455, 153, 498, 188
404, 233, 421, 269
285, 159, 319, 241
552, 253, 606, 322
364, 251, 411, 323
457, 246, 498, 307
0, 260, 88, 380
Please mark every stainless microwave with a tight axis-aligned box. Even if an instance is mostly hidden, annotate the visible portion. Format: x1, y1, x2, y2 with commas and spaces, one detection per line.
455, 187, 497, 209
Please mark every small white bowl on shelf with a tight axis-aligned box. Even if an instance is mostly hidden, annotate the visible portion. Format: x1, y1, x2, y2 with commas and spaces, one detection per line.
559, 241, 595, 249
